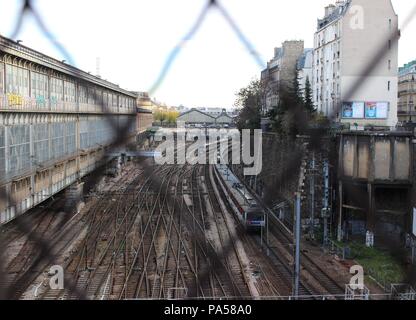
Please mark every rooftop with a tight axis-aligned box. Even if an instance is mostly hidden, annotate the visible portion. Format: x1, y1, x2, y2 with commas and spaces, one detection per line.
317, 1, 351, 30
399, 60, 416, 76
297, 49, 313, 70
0, 34, 136, 97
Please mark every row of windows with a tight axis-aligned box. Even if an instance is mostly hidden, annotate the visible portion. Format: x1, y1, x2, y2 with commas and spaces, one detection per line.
0, 62, 135, 109
1, 117, 133, 178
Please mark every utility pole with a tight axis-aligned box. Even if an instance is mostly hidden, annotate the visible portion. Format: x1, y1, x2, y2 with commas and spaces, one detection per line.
266, 212, 269, 256
323, 159, 330, 246
293, 192, 301, 299
309, 152, 315, 239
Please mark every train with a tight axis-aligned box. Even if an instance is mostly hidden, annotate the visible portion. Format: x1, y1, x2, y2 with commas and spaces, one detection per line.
215, 166, 265, 231
245, 206, 266, 229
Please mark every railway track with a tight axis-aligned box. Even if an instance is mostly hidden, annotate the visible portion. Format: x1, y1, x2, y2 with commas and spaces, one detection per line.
38, 164, 150, 299
203, 165, 254, 298
2, 149, 345, 300
211, 164, 309, 298
229, 165, 346, 299
266, 214, 345, 298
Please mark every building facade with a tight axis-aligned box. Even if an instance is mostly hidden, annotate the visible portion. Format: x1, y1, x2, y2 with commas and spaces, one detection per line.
261, 40, 305, 115
137, 107, 154, 134
397, 60, 416, 123
297, 49, 314, 98
313, 0, 398, 128
0, 35, 137, 225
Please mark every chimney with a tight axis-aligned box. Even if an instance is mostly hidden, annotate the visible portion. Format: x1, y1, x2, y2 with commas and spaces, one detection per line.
335, 0, 345, 7
324, 4, 336, 17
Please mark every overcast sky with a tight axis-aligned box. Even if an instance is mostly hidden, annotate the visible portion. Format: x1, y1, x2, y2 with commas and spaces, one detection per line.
0, 0, 415, 109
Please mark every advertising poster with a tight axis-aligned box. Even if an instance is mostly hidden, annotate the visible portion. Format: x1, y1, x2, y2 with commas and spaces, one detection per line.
352, 102, 365, 118
364, 102, 389, 119
365, 102, 377, 118
375, 102, 388, 119
342, 102, 353, 118
342, 102, 364, 119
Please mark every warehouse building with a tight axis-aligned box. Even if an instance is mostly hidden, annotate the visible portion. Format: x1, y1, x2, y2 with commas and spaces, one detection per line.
177, 108, 234, 127
0, 34, 137, 225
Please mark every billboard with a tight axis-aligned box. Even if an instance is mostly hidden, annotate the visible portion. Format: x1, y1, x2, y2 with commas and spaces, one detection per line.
342, 101, 389, 119
342, 102, 364, 119
365, 102, 388, 119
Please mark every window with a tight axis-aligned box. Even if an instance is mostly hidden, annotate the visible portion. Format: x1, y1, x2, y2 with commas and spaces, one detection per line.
5, 64, 29, 96
33, 123, 50, 164
7, 125, 30, 175
388, 81, 391, 91
64, 81, 76, 103
88, 86, 95, 105
103, 91, 108, 108
50, 77, 63, 105
95, 88, 102, 105
389, 19, 392, 29
31, 72, 48, 107
108, 94, 112, 108
78, 84, 88, 104
113, 94, 117, 108
0, 126, 5, 177
388, 60, 391, 70
0, 62, 4, 94
51, 122, 65, 159
66, 122, 76, 154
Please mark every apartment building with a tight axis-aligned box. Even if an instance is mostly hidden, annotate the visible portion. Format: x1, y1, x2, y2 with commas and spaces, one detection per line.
313, 0, 398, 128
297, 49, 313, 98
397, 60, 416, 123
261, 40, 305, 115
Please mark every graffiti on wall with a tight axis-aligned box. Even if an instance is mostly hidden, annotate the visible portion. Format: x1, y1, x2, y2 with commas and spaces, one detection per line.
7, 93, 23, 106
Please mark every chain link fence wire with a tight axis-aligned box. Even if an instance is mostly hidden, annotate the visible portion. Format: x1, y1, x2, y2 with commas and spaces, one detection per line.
0, 0, 415, 300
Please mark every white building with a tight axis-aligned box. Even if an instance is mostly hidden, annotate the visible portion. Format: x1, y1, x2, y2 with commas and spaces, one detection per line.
313, 0, 398, 127
297, 49, 313, 98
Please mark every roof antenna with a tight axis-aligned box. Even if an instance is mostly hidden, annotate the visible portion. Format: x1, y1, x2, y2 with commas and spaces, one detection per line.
96, 57, 101, 78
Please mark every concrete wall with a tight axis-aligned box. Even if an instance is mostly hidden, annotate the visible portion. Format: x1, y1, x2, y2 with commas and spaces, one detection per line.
339, 132, 412, 182
137, 112, 153, 133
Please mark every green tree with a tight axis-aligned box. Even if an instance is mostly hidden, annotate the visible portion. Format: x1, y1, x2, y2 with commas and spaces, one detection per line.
234, 79, 261, 130
271, 71, 314, 137
304, 76, 315, 114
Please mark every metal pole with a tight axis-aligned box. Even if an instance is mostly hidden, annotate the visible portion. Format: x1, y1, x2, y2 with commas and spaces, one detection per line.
323, 160, 329, 246
337, 181, 343, 242
260, 220, 263, 249
293, 192, 301, 298
310, 152, 315, 239
266, 212, 269, 256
